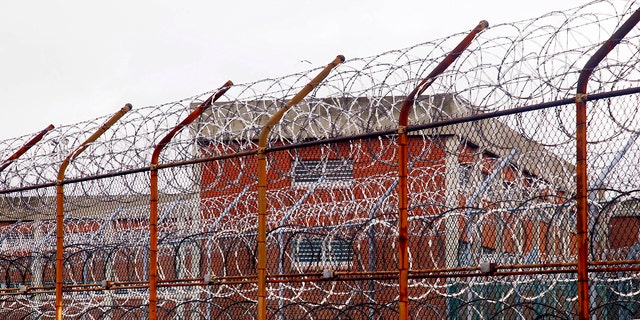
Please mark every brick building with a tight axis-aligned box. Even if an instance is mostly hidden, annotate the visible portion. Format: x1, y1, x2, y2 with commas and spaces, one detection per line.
0, 94, 636, 318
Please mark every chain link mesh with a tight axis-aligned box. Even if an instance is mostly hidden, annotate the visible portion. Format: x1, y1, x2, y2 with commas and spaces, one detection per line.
1, 0, 640, 318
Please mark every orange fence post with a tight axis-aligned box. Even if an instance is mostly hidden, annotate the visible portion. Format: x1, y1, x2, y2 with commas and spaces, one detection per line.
0, 124, 54, 173
575, 7, 640, 320
55, 104, 132, 320
149, 81, 233, 320
396, 21, 487, 320
256, 55, 344, 320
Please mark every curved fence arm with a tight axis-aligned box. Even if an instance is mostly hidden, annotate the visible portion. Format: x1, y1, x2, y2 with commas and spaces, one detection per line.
396, 20, 488, 320
257, 55, 344, 320
151, 80, 234, 164
398, 20, 489, 127
575, 7, 640, 320
148, 80, 233, 320
0, 124, 55, 174
257, 55, 345, 146
55, 103, 132, 320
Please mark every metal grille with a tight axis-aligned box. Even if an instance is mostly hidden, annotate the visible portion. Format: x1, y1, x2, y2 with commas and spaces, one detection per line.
292, 159, 354, 186
292, 237, 353, 267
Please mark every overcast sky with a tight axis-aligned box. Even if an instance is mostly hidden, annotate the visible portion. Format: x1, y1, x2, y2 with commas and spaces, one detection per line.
0, 0, 590, 141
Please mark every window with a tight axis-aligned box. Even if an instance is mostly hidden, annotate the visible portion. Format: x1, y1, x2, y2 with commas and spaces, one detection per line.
458, 163, 473, 195
292, 237, 353, 268
480, 171, 499, 201
292, 159, 354, 187
458, 241, 518, 266
0, 232, 34, 251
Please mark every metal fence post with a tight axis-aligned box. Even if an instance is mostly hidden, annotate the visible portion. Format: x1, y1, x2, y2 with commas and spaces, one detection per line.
575, 6, 640, 319
55, 104, 131, 320
149, 81, 232, 319
257, 55, 344, 320
397, 20, 487, 320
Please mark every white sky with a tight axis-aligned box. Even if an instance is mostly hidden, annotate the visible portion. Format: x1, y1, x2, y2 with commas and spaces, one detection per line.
0, 0, 590, 141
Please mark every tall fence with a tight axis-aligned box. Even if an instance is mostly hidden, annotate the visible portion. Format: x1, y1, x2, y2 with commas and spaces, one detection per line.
1, 0, 640, 319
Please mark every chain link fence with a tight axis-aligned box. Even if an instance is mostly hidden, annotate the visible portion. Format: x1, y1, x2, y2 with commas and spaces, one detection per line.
1, 0, 640, 319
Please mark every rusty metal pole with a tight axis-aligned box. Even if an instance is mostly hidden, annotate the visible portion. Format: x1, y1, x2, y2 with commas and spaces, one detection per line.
396, 21, 487, 320
55, 104, 132, 320
0, 124, 55, 173
148, 81, 232, 320
575, 7, 640, 320
256, 55, 344, 320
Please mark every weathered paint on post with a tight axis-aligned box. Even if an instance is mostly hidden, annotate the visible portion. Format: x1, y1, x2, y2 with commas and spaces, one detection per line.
56, 104, 132, 320
0, 124, 54, 173
257, 55, 344, 320
149, 81, 232, 320
575, 7, 640, 320
397, 20, 487, 320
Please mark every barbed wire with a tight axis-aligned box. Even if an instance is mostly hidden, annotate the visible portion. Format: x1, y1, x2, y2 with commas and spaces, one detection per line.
0, 0, 639, 318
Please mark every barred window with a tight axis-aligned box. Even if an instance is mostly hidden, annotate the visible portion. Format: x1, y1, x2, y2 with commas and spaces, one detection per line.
0, 232, 34, 248
292, 237, 353, 268
293, 159, 354, 187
